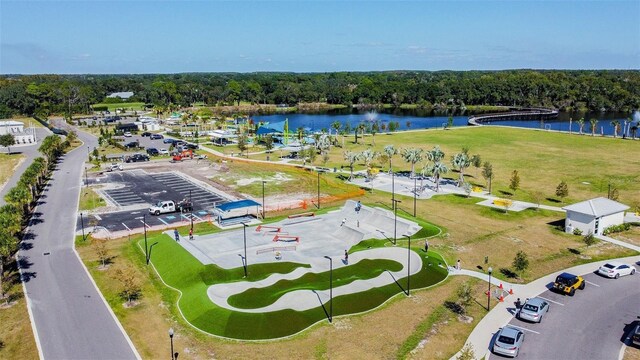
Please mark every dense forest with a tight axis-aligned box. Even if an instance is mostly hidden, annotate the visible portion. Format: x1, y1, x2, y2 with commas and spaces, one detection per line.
1, 70, 639, 118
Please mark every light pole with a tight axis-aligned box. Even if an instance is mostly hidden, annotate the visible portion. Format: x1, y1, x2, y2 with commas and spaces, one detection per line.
262, 180, 266, 219
143, 213, 149, 265
84, 166, 88, 188
487, 266, 493, 311
317, 171, 323, 209
80, 212, 86, 241
168, 328, 174, 360
413, 176, 417, 217
242, 223, 248, 277
405, 235, 411, 296
189, 189, 193, 232
392, 199, 401, 245
324, 255, 333, 322
391, 170, 395, 208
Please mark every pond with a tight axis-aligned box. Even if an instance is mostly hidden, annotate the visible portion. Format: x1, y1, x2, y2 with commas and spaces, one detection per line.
251, 109, 639, 137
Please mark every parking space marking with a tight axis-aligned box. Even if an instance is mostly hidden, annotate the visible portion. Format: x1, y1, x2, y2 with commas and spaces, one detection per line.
121, 223, 131, 231
537, 296, 564, 306
191, 213, 203, 221
585, 280, 601, 287
157, 217, 168, 225
166, 215, 177, 220
140, 220, 151, 228
507, 324, 540, 334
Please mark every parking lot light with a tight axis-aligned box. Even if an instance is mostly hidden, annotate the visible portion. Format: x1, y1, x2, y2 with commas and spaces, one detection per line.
324, 255, 333, 322
262, 180, 266, 219
392, 199, 401, 245
144, 213, 149, 265
487, 266, 493, 310
242, 223, 248, 277
405, 235, 411, 296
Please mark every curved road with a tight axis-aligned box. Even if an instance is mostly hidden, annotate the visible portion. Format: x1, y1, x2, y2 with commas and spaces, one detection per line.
18, 126, 139, 359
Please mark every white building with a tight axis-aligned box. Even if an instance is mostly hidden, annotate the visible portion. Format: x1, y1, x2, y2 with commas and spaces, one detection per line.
107, 91, 134, 100
0, 120, 36, 145
563, 197, 629, 235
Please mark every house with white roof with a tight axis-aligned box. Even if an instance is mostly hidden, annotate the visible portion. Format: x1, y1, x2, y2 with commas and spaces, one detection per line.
0, 120, 36, 145
563, 197, 629, 235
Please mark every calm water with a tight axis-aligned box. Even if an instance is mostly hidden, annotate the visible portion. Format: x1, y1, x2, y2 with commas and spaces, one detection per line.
252, 110, 637, 137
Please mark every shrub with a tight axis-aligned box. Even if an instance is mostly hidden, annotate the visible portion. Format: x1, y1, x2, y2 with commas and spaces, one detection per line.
573, 228, 583, 236
512, 251, 529, 274
602, 223, 631, 235
583, 233, 597, 246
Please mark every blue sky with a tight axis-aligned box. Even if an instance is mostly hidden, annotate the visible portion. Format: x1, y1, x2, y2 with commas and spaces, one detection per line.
1, 1, 638, 74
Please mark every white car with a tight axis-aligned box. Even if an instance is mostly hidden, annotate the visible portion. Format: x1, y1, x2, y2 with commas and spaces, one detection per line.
106, 163, 123, 172
159, 148, 169, 155
123, 132, 132, 137
597, 261, 636, 279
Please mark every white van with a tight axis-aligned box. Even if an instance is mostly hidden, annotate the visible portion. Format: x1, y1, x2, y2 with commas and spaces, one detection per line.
149, 200, 176, 215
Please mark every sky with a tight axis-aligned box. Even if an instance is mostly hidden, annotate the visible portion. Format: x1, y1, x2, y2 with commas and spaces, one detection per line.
1, 1, 639, 74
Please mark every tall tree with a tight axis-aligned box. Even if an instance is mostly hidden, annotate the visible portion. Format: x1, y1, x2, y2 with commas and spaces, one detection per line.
610, 120, 620, 138
589, 118, 598, 136
0, 134, 15, 154
343, 151, 358, 180
401, 148, 424, 178
383, 145, 398, 173
424, 161, 449, 192
451, 152, 471, 186
577, 118, 585, 135
509, 170, 520, 194
556, 180, 569, 202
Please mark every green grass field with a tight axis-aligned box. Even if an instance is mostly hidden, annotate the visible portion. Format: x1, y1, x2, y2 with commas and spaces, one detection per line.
310, 126, 640, 206
91, 102, 146, 112
139, 232, 448, 340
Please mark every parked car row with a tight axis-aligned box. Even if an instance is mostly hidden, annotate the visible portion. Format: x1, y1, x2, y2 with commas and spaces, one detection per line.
493, 261, 637, 358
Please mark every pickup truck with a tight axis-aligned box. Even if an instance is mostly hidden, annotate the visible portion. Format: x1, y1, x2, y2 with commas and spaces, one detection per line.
149, 199, 193, 215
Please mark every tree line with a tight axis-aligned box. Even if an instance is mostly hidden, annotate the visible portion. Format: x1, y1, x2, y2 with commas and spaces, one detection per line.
1, 70, 638, 119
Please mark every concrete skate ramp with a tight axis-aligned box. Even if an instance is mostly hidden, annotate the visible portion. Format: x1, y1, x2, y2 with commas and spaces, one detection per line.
364, 208, 410, 236
332, 225, 365, 243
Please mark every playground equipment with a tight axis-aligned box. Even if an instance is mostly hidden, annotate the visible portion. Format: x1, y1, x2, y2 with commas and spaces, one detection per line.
255, 225, 281, 232
287, 212, 315, 219
256, 245, 297, 255
273, 235, 299, 243
172, 149, 194, 162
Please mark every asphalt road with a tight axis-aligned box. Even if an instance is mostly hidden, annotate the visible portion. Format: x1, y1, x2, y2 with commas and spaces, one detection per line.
0, 128, 51, 206
491, 268, 640, 359
18, 125, 139, 359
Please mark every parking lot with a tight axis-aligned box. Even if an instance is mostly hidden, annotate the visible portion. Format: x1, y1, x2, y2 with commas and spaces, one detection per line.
489, 268, 640, 359
80, 170, 232, 233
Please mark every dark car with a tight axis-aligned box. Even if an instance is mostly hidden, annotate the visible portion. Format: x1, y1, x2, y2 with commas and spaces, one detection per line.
150, 134, 164, 140
51, 128, 68, 136
163, 138, 176, 144
141, 132, 152, 137
125, 154, 150, 163
185, 143, 199, 150
124, 141, 140, 149
146, 148, 159, 156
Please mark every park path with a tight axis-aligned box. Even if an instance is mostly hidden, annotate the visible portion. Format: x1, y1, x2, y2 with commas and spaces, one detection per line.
18, 124, 140, 359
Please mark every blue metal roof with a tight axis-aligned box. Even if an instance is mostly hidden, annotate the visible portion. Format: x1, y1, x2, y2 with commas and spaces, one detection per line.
216, 199, 260, 212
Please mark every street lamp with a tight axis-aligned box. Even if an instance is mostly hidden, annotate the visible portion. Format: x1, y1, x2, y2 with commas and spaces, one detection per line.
391, 170, 395, 208
80, 212, 86, 241
405, 235, 411, 296
168, 328, 174, 360
324, 255, 333, 322
392, 199, 401, 245
413, 176, 417, 217
317, 171, 323, 209
144, 213, 149, 265
262, 180, 266, 219
189, 189, 193, 232
487, 266, 493, 311
242, 223, 248, 277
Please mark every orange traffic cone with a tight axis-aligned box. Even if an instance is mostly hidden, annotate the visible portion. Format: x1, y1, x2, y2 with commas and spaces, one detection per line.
509, 287, 514, 295
499, 283, 504, 290
499, 295, 504, 302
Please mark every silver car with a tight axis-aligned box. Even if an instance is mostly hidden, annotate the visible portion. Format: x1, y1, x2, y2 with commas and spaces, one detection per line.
493, 326, 525, 358
517, 297, 549, 323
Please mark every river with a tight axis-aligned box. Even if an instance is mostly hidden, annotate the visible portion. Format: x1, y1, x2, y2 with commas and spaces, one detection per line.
251, 109, 639, 137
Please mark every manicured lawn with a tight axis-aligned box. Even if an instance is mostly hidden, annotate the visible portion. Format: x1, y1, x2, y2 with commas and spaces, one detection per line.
0, 153, 24, 187
308, 126, 640, 206
138, 232, 448, 340
78, 187, 106, 211
91, 102, 146, 111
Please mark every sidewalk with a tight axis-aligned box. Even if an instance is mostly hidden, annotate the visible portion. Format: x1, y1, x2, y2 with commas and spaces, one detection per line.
450, 254, 640, 359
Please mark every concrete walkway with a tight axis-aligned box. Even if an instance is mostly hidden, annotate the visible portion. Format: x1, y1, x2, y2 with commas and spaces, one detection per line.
451, 254, 640, 359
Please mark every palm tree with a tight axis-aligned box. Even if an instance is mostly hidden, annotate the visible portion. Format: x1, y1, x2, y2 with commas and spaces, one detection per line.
589, 118, 598, 136
331, 121, 341, 140
401, 148, 424, 178
577, 118, 585, 135
451, 152, 471, 186
359, 149, 379, 181
343, 151, 359, 180
610, 120, 620, 138
383, 145, 398, 173
0, 227, 18, 301
426, 145, 445, 163
423, 162, 449, 192
631, 124, 638, 140
5, 184, 31, 216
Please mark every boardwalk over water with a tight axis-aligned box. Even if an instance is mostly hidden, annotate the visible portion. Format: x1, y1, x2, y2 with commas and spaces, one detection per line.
468, 107, 558, 125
